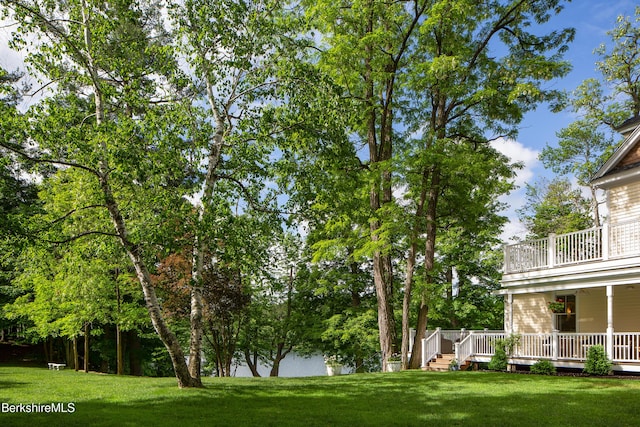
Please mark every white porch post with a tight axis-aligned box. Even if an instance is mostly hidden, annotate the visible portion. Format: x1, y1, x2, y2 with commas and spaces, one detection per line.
552, 329, 558, 360
606, 285, 614, 359
602, 223, 609, 261
548, 233, 556, 268
506, 293, 513, 334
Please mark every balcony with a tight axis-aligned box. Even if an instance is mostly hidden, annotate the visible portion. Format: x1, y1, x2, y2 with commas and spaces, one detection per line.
504, 220, 640, 274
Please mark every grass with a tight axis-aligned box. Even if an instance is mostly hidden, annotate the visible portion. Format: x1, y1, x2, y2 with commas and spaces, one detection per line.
2, 366, 640, 426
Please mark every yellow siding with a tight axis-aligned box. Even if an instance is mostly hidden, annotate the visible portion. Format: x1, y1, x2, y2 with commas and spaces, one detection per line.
608, 181, 640, 224
577, 288, 606, 332
512, 293, 553, 333
613, 286, 640, 331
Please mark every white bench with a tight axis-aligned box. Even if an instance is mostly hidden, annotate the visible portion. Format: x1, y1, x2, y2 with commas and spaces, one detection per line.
48, 363, 66, 370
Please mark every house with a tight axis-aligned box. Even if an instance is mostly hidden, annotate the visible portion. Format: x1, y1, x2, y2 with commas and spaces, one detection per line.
421, 116, 640, 372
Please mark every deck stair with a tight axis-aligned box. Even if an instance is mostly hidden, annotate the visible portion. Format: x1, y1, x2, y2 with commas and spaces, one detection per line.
424, 353, 470, 371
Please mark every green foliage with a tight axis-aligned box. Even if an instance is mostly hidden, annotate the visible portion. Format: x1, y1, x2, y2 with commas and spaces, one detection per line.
583, 345, 613, 376
488, 335, 521, 372
488, 347, 509, 372
530, 360, 556, 375
0, 0, 581, 380
517, 177, 593, 239
594, 6, 640, 117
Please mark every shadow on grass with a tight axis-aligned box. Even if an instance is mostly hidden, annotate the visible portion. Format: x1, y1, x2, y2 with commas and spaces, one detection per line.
2, 371, 640, 426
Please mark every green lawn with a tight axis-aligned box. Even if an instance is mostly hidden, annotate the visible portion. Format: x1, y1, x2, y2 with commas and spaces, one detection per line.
2, 366, 640, 426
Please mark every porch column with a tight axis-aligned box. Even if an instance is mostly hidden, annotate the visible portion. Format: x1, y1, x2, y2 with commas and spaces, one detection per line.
606, 285, 614, 359
506, 293, 513, 335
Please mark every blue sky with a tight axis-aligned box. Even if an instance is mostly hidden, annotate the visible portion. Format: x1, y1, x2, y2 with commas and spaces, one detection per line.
495, 0, 639, 241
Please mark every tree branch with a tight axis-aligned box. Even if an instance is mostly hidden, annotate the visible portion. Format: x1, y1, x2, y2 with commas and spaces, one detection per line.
0, 140, 102, 177
43, 230, 121, 245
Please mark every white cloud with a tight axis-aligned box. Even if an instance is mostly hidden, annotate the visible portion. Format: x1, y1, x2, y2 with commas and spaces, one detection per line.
491, 137, 540, 188
490, 137, 543, 243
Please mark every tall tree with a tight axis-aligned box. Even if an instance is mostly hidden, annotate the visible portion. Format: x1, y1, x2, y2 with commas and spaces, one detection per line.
307, 0, 574, 369
398, 0, 573, 369
0, 67, 39, 343
306, 0, 429, 369
169, 0, 318, 380
0, 0, 202, 387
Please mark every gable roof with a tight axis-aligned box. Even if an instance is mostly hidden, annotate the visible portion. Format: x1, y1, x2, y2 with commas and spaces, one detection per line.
615, 115, 640, 136
591, 118, 640, 189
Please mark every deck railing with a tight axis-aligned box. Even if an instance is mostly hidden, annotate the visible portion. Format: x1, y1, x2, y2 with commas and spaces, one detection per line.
504, 220, 640, 273
420, 330, 640, 367
612, 332, 640, 362
421, 329, 441, 368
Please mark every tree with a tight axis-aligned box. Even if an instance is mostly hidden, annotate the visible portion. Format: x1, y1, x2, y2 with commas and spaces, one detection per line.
0, 67, 40, 343
307, 0, 574, 369
517, 177, 592, 239
542, 7, 640, 225
0, 0, 202, 387
306, 0, 432, 370
595, 7, 640, 118
417, 144, 514, 333
169, 0, 324, 381
540, 117, 612, 227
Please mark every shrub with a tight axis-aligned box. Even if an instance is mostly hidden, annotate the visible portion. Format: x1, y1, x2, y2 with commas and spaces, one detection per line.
488, 347, 508, 371
530, 360, 556, 375
583, 345, 612, 376
488, 334, 521, 372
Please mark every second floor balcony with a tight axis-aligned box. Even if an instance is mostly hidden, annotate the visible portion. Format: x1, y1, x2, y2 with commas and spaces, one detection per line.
503, 219, 640, 274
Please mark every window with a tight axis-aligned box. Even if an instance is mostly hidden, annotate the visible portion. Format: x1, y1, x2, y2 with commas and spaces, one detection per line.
555, 295, 576, 332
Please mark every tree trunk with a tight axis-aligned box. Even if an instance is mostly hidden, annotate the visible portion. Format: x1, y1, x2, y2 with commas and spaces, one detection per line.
590, 185, 601, 228
408, 300, 429, 369
409, 168, 441, 369
269, 342, 291, 377
270, 271, 294, 377
349, 261, 365, 373
115, 277, 124, 375
363, 12, 398, 368
401, 242, 417, 370
366, 78, 396, 369
80, 0, 200, 388
401, 171, 429, 369
73, 337, 79, 372
84, 323, 89, 373
116, 324, 124, 375
243, 349, 262, 377
188, 229, 205, 381
43, 339, 50, 362
128, 331, 142, 376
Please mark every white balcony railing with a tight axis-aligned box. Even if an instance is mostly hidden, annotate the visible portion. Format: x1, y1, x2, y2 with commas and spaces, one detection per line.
504, 220, 640, 274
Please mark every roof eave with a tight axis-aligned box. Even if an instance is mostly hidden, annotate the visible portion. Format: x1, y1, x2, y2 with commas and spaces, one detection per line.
591, 166, 640, 189
591, 124, 640, 183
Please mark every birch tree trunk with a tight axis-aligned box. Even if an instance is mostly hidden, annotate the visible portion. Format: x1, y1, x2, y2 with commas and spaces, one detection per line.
80, 1, 200, 388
